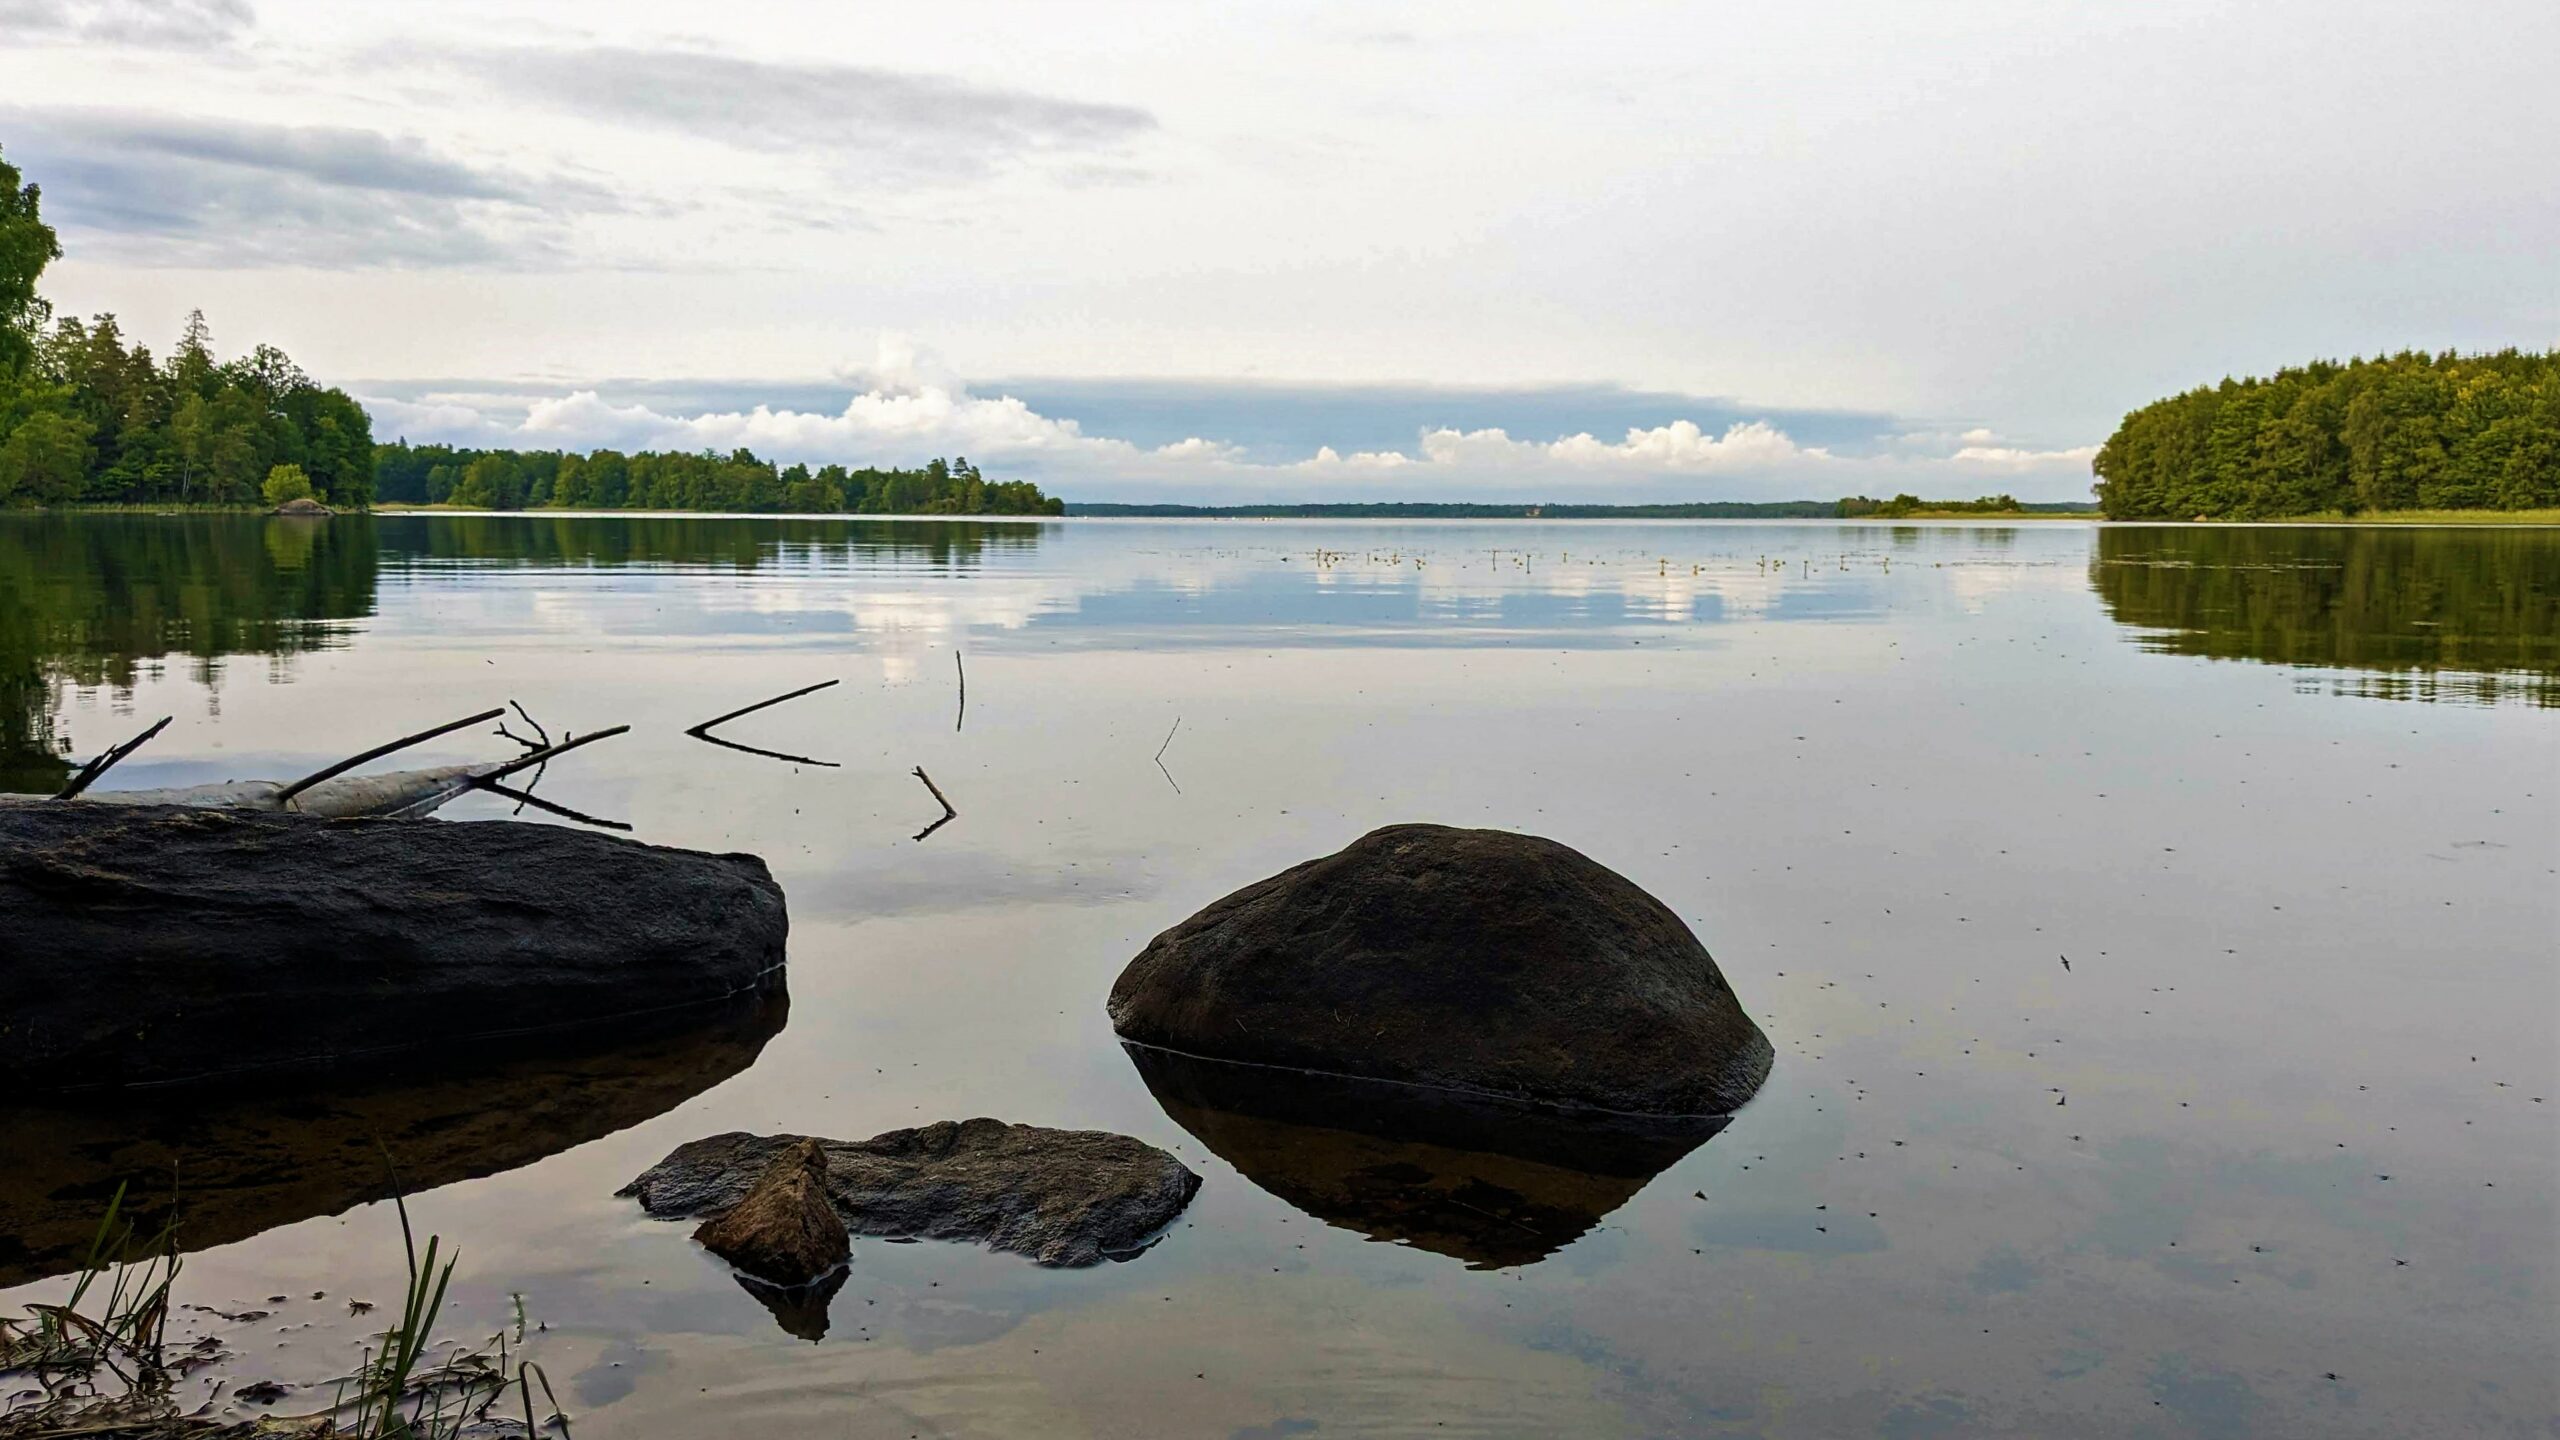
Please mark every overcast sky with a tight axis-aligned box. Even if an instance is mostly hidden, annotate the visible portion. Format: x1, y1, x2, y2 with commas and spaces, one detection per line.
5, 0, 2553, 501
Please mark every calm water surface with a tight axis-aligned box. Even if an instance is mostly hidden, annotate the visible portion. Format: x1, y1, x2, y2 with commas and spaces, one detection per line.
3, 515, 2554, 1439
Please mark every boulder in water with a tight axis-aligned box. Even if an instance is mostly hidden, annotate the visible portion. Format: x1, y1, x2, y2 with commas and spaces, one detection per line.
0, 803, 787, 1089
1108, 824, 1772, 1116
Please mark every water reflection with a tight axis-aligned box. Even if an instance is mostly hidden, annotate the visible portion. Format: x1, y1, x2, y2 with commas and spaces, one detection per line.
2091, 526, 2560, 705
0, 991, 786, 1289
1127, 1046, 1726, 1269
372, 514, 1052, 572
0, 514, 378, 790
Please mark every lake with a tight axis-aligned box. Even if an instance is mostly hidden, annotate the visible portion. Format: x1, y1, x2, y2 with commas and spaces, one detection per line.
2, 514, 2553, 1439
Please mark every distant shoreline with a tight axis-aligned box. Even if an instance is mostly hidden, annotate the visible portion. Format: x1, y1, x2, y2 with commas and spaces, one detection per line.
14, 503, 2555, 526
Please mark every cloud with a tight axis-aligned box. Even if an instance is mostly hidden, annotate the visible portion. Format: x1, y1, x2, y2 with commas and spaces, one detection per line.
1, 0, 252, 47
358, 340, 2101, 503
0, 107, 620, 268
363, 336, 1166, 464
441, 44, 1157, 185
1299, 420, 1827, 474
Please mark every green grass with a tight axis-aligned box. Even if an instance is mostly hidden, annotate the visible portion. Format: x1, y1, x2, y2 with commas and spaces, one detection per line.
1, 1177, 563, 1440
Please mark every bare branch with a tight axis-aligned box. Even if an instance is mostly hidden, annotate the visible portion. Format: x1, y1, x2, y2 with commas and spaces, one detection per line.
276, 709, 506, 804
52, 716, 174, 801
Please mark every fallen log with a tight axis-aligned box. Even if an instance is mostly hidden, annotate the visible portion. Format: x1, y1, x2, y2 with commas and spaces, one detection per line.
0, 804, 789, 1091
0, 726, 630, 820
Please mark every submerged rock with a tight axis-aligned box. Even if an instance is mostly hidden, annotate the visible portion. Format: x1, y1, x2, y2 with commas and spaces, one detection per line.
0, 803, 787, 1090
693, 1138, 849, 1286
1109, 823, 1773, 1116
1128, 1045, 1729, 1268
621, 1119, 1201, 1268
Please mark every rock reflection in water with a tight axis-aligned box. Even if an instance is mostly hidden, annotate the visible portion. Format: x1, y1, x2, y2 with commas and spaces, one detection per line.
1125, 1045, 1727, 1269
0, 990, 787, 1289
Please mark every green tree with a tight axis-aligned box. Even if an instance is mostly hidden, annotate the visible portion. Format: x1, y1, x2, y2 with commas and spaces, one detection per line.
0, 144, 60, 378
0, 405, 95, 504
262, 463, 314, 506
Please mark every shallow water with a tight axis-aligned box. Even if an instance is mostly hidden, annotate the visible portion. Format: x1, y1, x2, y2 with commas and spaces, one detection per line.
3, 514, 2554, 1439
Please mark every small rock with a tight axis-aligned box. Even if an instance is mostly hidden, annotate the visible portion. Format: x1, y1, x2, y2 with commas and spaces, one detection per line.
691, 1139, 848, 1286
624, 1119, 1200, 1268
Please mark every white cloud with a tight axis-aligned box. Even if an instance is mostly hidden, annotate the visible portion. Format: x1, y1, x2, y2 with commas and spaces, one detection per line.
2, 0, 252, 48
1301, 419, 1827, 474
1947, 442, 2101, 469
359, 338, 2105, 501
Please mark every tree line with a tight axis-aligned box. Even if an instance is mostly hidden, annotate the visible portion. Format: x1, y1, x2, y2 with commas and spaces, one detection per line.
3, 145, 375, 508
372, 443, 1064, 516
3, 142, 1062, 517
2093, 350, 2560, 519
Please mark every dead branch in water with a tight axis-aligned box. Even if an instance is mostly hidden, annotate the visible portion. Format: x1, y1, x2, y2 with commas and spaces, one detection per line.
479, 780, 633, 831
1154, 716, 1182, 794
494, 698, 552, 753
275, 708, 506, 805
477, 725, 630, 786
52, 716, 174, 800
686, 680, 841, 767
911, 766, 956, 841
955, 649, 966, 733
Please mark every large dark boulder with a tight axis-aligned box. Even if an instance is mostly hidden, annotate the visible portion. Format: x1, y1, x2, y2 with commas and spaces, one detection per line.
1108, 824, 1772, 1116
621, 1119, 1201, 1268
0, 803, 787, 1090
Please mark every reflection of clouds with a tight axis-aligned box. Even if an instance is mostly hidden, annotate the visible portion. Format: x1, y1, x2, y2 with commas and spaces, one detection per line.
374, 522, 2095, 653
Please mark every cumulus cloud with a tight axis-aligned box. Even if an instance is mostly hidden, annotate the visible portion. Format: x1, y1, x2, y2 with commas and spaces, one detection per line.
1300, 419, 1827, 473
359, 340, 2099, 502
1, 107, 620, 268
1, 0, 252, 47
1947, 441, 2101, 468
364, 336, 1172, 465
436, 44, 1157, 186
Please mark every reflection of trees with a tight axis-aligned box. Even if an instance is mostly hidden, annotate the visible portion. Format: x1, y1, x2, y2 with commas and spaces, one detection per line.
0, 515, 1058, 792
0, 515, 379, 792
2092, 527, 2560, 706
375, 515, 1052, 570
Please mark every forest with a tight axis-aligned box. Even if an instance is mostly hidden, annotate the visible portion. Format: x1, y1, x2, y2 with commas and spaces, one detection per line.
3, 145, 377, 508
372, 443, 1064, 516
2092, 350, 2560, 519
2, 143, 1061, 518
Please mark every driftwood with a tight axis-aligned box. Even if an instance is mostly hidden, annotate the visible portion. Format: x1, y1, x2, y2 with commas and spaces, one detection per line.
275, 709, 507, 804
687, 681, 841, 767
1, 715, 631, 822
51, 715, 173, 800
955, 649, 966, 733
911, 766, 955, 842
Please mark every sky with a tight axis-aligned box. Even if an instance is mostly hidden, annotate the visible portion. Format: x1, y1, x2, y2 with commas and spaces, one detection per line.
4, 0, 2554, 502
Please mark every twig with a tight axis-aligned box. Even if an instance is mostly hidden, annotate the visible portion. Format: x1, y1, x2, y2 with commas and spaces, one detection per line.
1154, 716, 1182, 794
955, 649, 966, 734
493, 699, 551, 753
910, 766, 955, 841
276, 709, 506, 804
475, 725, 629, 785
478, 781, 633, 831
52, 716, 174, 800
685, 680, 841, 767
685, 680, 839, 737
